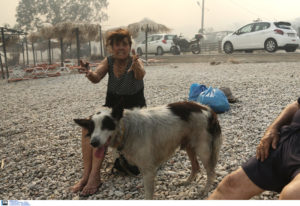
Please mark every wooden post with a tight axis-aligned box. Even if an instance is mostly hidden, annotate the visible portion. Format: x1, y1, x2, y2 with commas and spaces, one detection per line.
48, 39, 52, 65
40, 50, 43, 62
32, 42, 36, 66
22, 40, 25, 66
99, 25, 103, 58
25, 37, 29, 65
89, 41, 91, 57
75, 28, 80, 66
145, 24, 148, 64
1, 27, 9, 79
60, 38, 64, 67
0, 53, 4, 79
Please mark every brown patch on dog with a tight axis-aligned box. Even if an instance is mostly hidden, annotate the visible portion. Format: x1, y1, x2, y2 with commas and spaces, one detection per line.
168, 101, 208, 121
180, 136, 190, 150
208, 111, 221, 139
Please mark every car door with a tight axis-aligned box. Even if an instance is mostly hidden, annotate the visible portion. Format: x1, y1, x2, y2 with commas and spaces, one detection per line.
147, 35, 158, 53
251, 22, 271, 49
231, 23, 254, 49
151, 35, 163, 53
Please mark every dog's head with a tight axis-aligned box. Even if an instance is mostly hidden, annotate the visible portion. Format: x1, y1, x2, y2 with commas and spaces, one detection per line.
74, 104, 124, 151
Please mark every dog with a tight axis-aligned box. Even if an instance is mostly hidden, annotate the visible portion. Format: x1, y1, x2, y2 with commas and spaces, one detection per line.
74, 101, 222, 199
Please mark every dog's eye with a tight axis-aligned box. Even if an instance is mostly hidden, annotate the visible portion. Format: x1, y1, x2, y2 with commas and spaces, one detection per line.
102, 116, 116, 130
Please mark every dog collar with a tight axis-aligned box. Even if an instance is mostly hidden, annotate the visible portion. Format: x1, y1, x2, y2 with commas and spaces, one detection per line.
114, 120, 126, 151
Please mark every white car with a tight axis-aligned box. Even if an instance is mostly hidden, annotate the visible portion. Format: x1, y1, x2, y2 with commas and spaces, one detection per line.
136, 34, 177, 56
222, 21, 300, 54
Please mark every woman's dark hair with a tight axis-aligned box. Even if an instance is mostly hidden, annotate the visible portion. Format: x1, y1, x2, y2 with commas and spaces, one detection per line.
106, 28, 132, 48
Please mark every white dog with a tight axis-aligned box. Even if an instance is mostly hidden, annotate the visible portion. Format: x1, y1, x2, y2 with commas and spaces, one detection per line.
74, 101, 222, 199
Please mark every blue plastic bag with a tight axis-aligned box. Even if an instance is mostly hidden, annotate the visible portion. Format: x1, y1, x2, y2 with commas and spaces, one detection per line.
188, 83, 207, 101
197, 86, 230, 113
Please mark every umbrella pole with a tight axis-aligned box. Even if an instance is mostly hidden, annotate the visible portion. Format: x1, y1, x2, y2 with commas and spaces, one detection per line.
1, 28, 9, 79
32, 42, 36, 66
0, 53, 4, 79
22, 41, 25, 66
75, 28, 80, 66
145, 24, 148, 65
48, 39, 52, 65
25, 37, 29, 66
99, 25, 103, 59
60, 38, 64, 67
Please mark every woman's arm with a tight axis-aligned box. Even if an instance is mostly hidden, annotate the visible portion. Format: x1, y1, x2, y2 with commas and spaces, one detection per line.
130, 58, 145, 80
128, 49, 145, 80
86, 58, 109, 84
256, 100, 300, 161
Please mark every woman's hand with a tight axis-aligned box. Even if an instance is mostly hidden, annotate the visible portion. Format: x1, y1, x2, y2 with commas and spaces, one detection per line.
128, 49, 140, 73
127, 49, 145, 80
79, 60, 91, 76
256, 128, 280, 162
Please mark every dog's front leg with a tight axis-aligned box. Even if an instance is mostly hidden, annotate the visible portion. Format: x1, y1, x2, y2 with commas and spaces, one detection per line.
142, 170, 156, 199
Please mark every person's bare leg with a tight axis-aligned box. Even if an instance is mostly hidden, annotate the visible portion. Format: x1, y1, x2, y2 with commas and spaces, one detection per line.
208, 167, 264, 200
71, 128, 93, 193
80, 147, 104, 196
280, 173, 300, 200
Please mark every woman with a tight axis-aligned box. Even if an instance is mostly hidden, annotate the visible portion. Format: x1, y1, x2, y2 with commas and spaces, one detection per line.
71, 28, 146, 196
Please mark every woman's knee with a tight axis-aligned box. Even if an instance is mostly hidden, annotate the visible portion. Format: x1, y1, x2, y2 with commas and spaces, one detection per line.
280, 181, 300, 199
216, 172, 241, 194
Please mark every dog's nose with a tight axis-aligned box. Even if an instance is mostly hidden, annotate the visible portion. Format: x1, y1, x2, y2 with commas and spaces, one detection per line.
90, 139, 100, 147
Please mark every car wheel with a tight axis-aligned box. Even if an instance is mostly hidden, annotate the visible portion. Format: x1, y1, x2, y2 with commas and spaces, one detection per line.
264, 39, 277, 53
157, 47, 164, 55
285, 47, 297, 52
224, 42, 233, 54
137, 48, 143, 56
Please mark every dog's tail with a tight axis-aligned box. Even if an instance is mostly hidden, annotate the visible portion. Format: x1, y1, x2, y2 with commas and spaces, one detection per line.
208, 111, 222, 169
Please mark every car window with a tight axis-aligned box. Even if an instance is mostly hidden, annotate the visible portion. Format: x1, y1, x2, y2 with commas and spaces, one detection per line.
253, 22, 271, 32
154, 35, 163, 41
148, 36, 155, 42
238, 24, 254, 34
164, 35, 175, 40
275, 22, 291, 30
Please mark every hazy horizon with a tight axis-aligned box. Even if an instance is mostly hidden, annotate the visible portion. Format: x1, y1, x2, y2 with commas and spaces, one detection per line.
1, 0, 300, 38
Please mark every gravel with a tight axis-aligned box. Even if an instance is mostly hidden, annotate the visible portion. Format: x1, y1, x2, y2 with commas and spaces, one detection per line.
1, 61, 299, 200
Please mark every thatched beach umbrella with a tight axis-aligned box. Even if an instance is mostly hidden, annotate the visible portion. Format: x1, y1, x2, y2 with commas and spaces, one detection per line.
52, 22, 75, 66
127, 18, 171, 62
127, 18, 171, 38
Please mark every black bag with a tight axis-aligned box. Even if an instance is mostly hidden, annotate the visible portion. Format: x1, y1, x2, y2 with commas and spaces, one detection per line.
112, 155, 140, 176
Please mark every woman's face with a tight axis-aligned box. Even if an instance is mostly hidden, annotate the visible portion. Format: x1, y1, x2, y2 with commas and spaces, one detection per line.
112, 38, 131, 60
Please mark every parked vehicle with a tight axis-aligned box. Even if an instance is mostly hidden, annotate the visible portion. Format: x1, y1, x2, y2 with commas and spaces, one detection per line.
222, 21, 300, 54
172, 34, 203, 54
135, 34, 178, 56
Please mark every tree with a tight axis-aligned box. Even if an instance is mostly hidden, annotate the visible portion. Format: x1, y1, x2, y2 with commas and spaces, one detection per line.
16, 0, 109, 32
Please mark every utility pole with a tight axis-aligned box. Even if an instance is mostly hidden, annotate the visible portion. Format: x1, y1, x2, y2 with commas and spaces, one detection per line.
197, 0, 205, 33
201, 0, 205, 33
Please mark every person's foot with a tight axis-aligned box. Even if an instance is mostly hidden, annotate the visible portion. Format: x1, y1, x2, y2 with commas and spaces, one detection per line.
80, 175, 102, 196
70, 178, 88, 193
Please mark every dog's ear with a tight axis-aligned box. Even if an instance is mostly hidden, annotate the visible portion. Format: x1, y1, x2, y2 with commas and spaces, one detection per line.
74, 119, 93, 129
74, 119, 95, 137
111, 102, 124, 120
